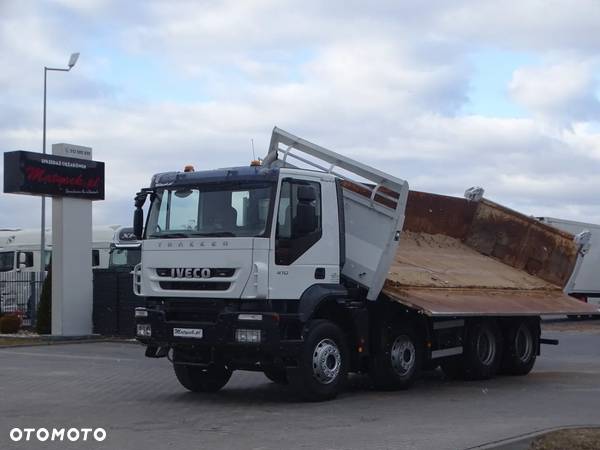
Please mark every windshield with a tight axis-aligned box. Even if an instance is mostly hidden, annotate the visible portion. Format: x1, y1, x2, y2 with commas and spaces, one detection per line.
146, 183, 274, 239
0, 252, 14, 272
109, 247, 141, 267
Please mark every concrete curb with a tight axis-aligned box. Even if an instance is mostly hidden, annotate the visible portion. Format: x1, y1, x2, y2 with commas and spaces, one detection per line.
466, 425, 600, 450
0, 336, 139, 349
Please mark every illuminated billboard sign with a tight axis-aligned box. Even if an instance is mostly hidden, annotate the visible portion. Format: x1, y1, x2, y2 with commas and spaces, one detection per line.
3, 150, 105, 200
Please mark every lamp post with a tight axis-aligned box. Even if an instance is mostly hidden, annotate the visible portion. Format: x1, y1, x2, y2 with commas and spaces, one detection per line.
41, 52, 79, 272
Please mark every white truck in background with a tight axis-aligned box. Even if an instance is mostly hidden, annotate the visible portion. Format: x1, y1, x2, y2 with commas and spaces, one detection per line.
132, 128, 598, 401
109, 226, 141, 269
0, 229, 51, 273
537, 217, 600, 308
0, 225, 124, 315
0, 225, 123, 273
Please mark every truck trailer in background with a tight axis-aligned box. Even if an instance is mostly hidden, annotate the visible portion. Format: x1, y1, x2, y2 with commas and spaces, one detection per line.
132, 128, 599, 401
537, 217, 600, 307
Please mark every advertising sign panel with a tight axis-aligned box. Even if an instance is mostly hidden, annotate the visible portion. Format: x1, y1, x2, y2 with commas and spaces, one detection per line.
3, 150, 105, 200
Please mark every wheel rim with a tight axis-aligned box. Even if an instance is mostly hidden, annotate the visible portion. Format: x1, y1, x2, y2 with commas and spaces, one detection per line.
312, 338, 341, 385
476, 327, 496, 366
390, 335, 416, 376
515, 324, 533, 363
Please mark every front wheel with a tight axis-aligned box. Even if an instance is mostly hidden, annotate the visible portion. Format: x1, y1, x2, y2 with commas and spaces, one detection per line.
174, 363, 232, 393
370, 325, 422, 390
287, 320, 349, 401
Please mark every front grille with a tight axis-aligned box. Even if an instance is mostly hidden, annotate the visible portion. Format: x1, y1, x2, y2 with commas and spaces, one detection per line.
163, 301, 222, 323
159, 281, 230, 291
165, 309, 219, 323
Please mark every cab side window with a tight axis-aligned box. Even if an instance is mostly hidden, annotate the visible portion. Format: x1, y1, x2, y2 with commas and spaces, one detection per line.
275, 179, 322, 265
17, 252, 34, 268
92, 250, 100, 267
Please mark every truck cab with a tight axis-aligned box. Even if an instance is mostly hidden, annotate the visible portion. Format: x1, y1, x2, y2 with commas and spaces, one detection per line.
135, 165, 341, 301
108, 226, 141, 270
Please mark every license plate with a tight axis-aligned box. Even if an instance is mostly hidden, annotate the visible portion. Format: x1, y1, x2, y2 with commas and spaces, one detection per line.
173, 328, 203, 338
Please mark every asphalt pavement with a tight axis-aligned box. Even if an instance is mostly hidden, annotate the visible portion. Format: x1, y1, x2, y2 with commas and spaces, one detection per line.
1, 329, 599, 450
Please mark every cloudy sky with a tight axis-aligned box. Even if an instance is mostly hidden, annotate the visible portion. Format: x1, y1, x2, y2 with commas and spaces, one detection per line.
1, 0, 600, 230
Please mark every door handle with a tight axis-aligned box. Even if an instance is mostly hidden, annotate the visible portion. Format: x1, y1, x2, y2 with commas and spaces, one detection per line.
314, 268, 325, 280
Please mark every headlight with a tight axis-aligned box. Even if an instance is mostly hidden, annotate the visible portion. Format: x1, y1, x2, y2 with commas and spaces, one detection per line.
238, 313, 262, 321
235, 329, 261, 343
137, 324, 151, 337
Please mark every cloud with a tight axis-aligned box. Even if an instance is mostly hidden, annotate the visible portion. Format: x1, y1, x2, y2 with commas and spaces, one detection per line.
509, 61, 600, 124
1, 0, 600, 230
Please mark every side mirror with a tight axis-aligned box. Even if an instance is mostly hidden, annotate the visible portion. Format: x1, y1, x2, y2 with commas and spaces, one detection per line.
133, 189, 152, 240
133, 208, 144, 240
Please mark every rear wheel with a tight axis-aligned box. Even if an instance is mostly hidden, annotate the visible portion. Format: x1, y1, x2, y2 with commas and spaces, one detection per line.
174, 362, 232, 393
442, 320, 503, 380
501, 320, 538, 375
463, 319, 503, 380
287, 320, 349, 401
370, 324, 422, 390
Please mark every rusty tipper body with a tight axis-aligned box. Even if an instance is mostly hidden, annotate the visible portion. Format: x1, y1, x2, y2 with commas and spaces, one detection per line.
385, 192, 588, 317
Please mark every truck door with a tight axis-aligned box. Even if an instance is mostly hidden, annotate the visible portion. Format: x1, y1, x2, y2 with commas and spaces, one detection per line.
269, 176, 340, 299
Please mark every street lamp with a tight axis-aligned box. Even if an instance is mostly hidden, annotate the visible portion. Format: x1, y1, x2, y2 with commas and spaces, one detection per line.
40, 52, 80, 272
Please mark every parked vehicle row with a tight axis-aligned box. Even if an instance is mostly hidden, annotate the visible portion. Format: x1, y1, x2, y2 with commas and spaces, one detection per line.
0, 225, 140, 315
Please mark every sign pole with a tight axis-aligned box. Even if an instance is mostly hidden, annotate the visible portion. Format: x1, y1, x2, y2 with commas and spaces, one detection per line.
3, 146, 105, 336
51, 144, 95, 336
40, 67, 47, 276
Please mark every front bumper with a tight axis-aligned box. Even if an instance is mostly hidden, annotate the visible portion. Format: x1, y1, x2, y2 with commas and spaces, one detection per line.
135, 305, 302, 369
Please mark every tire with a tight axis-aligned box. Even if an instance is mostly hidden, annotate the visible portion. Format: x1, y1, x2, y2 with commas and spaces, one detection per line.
370, 324, 422, 390
287, 320, 349, 401
263, 367, 288, 384
462, 319, 503, 380
174, 363, 232, 393
501, 320, 538, 376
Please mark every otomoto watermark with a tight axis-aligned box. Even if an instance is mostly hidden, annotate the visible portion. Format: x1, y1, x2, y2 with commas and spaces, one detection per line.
9, 427, 107, 443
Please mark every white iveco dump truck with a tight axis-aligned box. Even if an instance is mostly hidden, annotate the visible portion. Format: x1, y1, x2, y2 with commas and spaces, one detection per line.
133, 128, 598, 401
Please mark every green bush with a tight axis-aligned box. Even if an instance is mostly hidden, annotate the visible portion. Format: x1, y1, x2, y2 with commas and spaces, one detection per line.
36, 266, 52, 334
0, 314, 22, 334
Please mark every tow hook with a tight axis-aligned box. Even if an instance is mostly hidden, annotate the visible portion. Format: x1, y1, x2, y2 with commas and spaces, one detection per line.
145, 346, 169, 358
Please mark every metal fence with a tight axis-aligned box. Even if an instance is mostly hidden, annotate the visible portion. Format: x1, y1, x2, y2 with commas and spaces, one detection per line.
0, 271, 46, 327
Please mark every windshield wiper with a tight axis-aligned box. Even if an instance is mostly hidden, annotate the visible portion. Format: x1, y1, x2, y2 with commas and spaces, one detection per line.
149, 232, 190, 239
